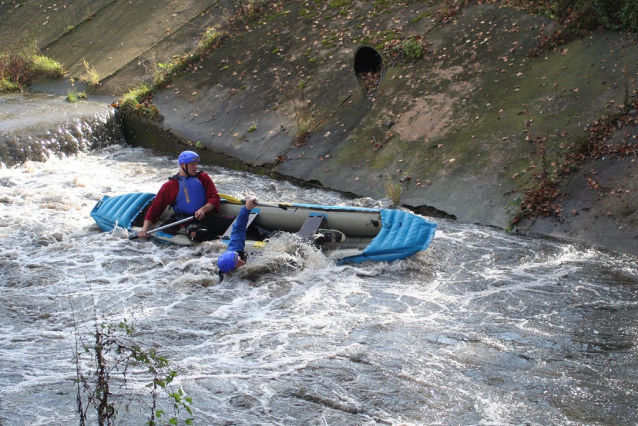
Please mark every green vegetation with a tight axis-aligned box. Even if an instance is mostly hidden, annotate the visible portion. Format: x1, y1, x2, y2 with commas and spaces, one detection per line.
198, 25, 225, 52
398, 36, 425, 59
120, 83, 161, 120
121, 83, 153, 109
329, 0, 351, 8
550, 0, 638, 31
411, 10, 433, 23
293, 95, 313, 146
67, 87, 88, 102
236, 0, 269, 22
428, 0, 637, 32
82, 59, 100, 86
0, 77, 20, 92
74, 317, 194, 426
153, 25, 230, 89
321, 33, 338, 48
0, 44, 64, 92
384, 174, 403, 205
517, 0, 638, 53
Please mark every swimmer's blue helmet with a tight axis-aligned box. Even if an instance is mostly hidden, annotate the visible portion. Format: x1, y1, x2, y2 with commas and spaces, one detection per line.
217, 251, 239, 273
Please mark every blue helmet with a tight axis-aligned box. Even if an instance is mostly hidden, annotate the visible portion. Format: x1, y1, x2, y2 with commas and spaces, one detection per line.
217, 251, 239, 273
178, 150, 200, 165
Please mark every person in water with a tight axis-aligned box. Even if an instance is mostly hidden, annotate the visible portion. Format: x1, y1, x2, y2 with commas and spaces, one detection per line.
216, 197, 258, 280
217, 197, 258, 281
216, 197, 345, 281
138, 150, 231, 241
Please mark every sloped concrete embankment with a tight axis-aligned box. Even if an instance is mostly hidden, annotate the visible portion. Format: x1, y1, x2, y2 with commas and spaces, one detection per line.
122, 3, 638, 255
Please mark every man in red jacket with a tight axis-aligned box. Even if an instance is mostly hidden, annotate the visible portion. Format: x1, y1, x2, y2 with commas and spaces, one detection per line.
137, 150, 231, 241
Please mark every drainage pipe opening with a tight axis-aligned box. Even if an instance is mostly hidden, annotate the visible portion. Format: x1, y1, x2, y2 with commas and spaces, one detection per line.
354, 46, 384, 97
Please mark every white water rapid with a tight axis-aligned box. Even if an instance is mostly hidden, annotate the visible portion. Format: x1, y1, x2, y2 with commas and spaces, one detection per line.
0, 109, 637, 426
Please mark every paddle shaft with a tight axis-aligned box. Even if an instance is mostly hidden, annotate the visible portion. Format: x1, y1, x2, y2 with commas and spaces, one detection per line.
241, 199, 288, 210
129, 215, 195, 239
222, 193, 287, 210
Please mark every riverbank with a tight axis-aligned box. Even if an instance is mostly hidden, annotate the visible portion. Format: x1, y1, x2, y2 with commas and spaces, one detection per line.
1, 1, 637, 255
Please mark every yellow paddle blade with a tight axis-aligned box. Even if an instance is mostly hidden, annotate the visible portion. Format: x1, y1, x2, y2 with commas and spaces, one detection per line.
219, 193, 242, 204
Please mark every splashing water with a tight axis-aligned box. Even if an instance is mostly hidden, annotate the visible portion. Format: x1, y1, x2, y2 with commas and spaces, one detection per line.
1, 144, 637, 425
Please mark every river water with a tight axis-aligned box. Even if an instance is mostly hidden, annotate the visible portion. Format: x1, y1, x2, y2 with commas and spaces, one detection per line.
1, 98, 637, 426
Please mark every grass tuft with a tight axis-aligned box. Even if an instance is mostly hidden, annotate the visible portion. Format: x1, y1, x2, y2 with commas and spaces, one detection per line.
384, 175, 403, 206
82, 59, 100, 86
67, 81, 87, 102
198, 26, 224, 52
32, 54, 65, 78
120, 83, 161, 121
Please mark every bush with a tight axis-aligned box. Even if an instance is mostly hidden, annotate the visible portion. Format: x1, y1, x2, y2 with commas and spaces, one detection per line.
0, 45, 64, 92
550, 0, 638, 31
74, 318, 194, 426
401, 37, 424, 59
620, 1, 638, 31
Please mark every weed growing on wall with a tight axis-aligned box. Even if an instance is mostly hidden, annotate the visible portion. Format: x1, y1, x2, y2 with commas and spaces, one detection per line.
385, 174, 403, 206
119, 83, 162, 121
82, 59, 100, 86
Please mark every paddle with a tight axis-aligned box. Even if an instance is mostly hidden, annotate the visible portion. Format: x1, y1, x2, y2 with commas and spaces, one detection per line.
219, 193, 243, 204
219, 193, 288, 210
248, 199, 288, 210
128, 215, 195, 240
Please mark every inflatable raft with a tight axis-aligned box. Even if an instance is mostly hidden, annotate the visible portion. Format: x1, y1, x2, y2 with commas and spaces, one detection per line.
90, 192, 437, 264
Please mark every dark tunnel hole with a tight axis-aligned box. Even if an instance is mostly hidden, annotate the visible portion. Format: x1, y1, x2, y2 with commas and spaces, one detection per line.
354, 46, 383, 74
354, 46, 383, 97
